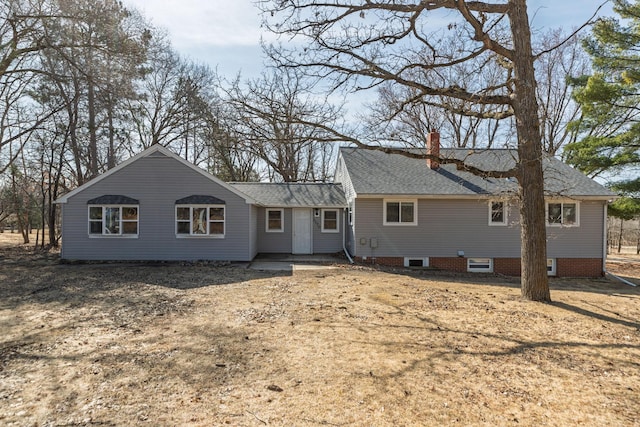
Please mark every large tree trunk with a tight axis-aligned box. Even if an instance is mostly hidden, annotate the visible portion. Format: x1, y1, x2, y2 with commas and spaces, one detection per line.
509, 0, 551, 302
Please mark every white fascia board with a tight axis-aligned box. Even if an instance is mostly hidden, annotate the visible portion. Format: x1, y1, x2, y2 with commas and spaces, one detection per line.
354, 193, 615, 201
256, 204, 348, 209
354, 194, 495, 200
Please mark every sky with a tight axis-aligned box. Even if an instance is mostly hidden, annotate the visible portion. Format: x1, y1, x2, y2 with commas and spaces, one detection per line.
124, 0, 615, 80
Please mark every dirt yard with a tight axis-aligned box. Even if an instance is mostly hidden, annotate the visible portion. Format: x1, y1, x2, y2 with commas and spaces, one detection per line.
1, 234, 640, 426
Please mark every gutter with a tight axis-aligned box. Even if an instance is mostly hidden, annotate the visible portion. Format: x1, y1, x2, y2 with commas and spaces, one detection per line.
342, 207, 354, 264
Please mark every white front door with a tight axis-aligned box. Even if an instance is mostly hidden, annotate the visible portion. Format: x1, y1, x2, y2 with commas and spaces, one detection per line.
292, 208, 312, 254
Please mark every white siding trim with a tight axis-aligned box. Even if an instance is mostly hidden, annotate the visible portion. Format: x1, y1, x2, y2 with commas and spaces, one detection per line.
467, 258, 493, 273
488, 201, 508, 226
404, 257, 429, 267
265, 208, 285, 233
321, 209, 340, 233
546, 200, 580, 227
383, 199, 418, 226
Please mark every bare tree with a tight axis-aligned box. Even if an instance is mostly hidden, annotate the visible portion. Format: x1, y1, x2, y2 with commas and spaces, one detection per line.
259, 0, 581, 301
44, 0, 149, 179
225, 68, 342, 182
365, 47, 509, 149
126, 38, 187, 150
0, 0, 51, 78
536, 29, 590, 155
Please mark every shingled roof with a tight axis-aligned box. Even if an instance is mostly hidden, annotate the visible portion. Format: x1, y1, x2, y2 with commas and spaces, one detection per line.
338, 147, 616, 199
230, 182, 346, 207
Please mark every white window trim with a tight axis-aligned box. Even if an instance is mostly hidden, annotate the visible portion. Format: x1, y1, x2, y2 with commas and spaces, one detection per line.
488, 200, 508, 226
175, 205, 225, 238
467, 258, 493, 273
404, 257, 429, 268
546, 200, 580, 227
383, 199, 418, 226
547, 258, 557, 276
321, 209, 340, 233
265, 208, 284, 233
88, 205, 139, 238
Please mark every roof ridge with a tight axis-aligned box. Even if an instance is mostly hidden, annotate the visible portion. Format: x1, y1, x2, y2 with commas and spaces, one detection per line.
339, 145, 516, 151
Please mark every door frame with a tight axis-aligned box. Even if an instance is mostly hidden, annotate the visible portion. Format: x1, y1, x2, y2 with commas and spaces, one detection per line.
292, 208, 313, 254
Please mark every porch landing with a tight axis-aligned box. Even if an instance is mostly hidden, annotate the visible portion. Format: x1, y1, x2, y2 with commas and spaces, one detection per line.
248, 253, 346, 271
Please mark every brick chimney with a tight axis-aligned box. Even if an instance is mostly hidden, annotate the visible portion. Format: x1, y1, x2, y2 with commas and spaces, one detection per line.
427, 131, 440, 170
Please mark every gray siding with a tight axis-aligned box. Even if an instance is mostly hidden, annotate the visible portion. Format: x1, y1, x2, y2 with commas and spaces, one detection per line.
334, 155, 357, 202
334, 155, 357, 253
249, 205, 259, 259
312, 209, 344, 253
352, 198, 605, 259
546, 201, 605, 258
256, 208, 293, 253
61, 154, 253, 261
255, 207, 343, 254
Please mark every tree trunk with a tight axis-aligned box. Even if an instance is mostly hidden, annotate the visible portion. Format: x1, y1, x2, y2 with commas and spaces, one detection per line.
509, 0, 550, 302
88, 79, 99, 178
107, 101, 116, 170
618, 219, 624, 253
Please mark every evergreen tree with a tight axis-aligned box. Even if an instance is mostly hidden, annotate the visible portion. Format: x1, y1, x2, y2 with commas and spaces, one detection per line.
566, 0, 640, 197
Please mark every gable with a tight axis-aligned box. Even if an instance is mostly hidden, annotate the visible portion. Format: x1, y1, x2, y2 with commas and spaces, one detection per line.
55, 145, 255, 204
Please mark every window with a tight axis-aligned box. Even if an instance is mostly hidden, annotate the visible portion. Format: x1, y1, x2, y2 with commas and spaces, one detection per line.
547, 201, 579, 227
322, 209, 339, 232
404, 257, 429, 268
176, 205, 225, 237
88, 205, 138, 237
348, 203, 353, 225
547, 258, 557, 276
489, 201, 507, 226
266, 208, 284, 232
467, 258, 493, 273
384, 199, 417, 225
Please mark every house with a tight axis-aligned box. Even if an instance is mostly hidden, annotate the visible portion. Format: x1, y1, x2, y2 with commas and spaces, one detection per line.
56, 133, 616, 277
55, 145, 346, 261
334, 133, 617, 277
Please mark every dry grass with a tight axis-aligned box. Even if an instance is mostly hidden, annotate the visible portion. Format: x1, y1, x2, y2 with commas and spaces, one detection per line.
1, 236, 640, 426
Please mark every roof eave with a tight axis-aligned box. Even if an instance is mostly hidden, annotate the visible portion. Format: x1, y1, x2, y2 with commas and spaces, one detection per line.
353, 193, 617, 200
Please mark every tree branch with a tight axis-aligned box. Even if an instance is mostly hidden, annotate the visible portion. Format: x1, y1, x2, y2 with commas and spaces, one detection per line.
534, 1, 608, 59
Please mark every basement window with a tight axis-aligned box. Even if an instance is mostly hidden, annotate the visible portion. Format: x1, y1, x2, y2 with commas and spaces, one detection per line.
404, 257, 429, 268
467, 258, 493, 273
547, 258, 557, 276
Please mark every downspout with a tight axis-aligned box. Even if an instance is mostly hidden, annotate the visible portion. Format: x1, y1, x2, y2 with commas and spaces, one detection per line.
343, 207, 354, 264
602, 201, 637, 287
58, 202, 64, 259
603, 201, 607, 274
